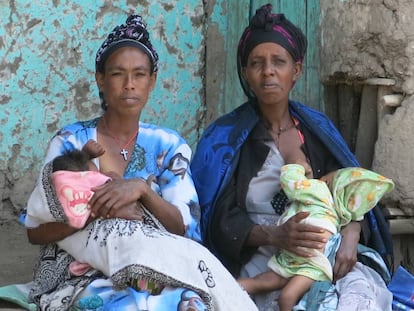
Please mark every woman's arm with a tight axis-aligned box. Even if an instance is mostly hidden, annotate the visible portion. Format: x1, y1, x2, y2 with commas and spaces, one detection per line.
26, 202, 144, 245
27, 222, 79, 245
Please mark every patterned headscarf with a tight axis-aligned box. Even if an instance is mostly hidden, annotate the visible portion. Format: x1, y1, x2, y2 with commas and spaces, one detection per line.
95, 14, 159, 74
237, 3, 307, 98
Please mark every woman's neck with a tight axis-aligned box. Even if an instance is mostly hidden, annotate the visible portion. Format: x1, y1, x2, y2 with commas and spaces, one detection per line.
100, 113, 140, 138
258, 102, 292, 132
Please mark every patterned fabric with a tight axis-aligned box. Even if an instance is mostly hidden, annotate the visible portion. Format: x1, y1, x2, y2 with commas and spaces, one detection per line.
26, 168, 111, 229
191, 100, 357, 241
28, 117, 201, 240
238, 3, 307, 65
51, 170, 110, 228
191, 100, 394, 265
95, 14, 159, 74
270, 190, 289, 215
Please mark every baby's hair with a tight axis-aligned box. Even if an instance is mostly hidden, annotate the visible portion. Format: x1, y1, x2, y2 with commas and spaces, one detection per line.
52, 150, 91, 172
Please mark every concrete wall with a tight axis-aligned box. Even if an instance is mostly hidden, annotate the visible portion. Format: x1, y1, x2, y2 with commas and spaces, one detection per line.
0, 1, 205, 216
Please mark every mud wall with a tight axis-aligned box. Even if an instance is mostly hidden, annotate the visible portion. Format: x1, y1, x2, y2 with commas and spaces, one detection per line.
320, 0, 414, 93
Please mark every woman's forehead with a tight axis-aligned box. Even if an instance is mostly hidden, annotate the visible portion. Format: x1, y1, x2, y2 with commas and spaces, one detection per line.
105, 46, 152, 70
248, 42, 291, 58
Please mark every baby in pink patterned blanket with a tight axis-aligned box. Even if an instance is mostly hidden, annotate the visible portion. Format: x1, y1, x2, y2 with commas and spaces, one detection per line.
51, 139, 114, 228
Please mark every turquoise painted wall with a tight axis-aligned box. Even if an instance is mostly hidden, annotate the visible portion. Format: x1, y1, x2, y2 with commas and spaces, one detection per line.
1, 1, 204, 180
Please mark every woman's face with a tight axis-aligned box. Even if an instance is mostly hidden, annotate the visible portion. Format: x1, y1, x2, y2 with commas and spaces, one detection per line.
95, 46, 156, 115
242, 42, 302, 107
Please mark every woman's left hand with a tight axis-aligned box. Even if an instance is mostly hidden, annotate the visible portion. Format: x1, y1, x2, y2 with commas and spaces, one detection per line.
333, 221, 361, 282
88, 178, 147, 219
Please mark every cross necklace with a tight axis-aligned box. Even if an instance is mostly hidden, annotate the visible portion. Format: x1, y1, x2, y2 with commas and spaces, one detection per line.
102, 116, 139, 161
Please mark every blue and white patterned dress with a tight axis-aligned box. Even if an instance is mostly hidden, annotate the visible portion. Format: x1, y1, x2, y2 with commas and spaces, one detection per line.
30, 117, 200, 240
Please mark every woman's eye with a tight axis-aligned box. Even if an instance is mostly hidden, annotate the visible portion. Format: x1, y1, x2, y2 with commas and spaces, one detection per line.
273, 59, 285, 65
250, 60, 261, 68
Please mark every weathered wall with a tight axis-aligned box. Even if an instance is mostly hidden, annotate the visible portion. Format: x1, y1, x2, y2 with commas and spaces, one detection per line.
320, 0, 414, 272
0, 1, 205, 218
320, 0, 414, 215
320, 0, 414, 94
373, 95, 414, 213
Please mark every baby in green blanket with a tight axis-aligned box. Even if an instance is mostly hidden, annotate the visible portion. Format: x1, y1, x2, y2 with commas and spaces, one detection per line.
238, 163, 394, 311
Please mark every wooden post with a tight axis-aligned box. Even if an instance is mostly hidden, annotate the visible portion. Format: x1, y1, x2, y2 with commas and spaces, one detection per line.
355, 84, 378, 168
354, 78, 395, 168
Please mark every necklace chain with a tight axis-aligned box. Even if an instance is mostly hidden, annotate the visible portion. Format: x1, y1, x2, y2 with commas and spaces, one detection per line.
276, 122, 296, 136
273, 120, 296, 149
102, 116, 139, 161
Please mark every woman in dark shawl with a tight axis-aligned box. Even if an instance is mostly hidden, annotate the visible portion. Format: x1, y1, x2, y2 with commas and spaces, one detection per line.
191, 3, 393, 310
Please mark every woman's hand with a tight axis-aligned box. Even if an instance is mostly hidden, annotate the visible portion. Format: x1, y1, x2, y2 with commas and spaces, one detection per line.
333, 221, 360, 282
89, 178, 185, 235
277, 211, 327, 256
110, 202, 144, 221
248, 211, 327, 256
88, 178, 147, 219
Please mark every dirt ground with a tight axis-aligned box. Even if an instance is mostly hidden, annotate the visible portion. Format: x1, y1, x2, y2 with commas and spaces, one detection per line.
0, 220, 39, 310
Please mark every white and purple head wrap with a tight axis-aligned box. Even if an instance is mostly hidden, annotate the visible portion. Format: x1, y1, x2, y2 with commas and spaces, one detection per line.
95, 14, 159, 74
237, 3, 307, 98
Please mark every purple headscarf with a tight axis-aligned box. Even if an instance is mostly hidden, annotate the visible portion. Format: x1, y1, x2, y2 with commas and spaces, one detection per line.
95, 14, 159, 74
237, 3, 307, 98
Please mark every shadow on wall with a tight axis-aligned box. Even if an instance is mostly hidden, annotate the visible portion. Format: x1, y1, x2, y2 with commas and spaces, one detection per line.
324, 78, 402, 169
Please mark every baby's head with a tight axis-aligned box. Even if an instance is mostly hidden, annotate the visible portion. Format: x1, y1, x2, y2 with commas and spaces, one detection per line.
52, 150, 98, 172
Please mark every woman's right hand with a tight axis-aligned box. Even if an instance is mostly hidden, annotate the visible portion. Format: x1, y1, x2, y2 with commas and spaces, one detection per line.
273, 211, 327, 257
108, 202, 144, 221
88, 178, 147, 219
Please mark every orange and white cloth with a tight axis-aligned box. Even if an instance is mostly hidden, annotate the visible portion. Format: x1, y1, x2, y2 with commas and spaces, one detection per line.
268, 164, 394, 282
